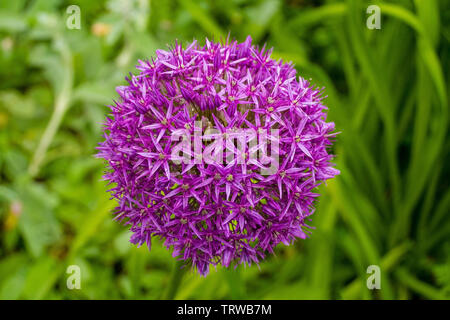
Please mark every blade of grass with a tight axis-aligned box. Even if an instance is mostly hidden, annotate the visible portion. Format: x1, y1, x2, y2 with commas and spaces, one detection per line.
289, 3, 347, 30
395, 267, 446, 299
391, 0, 448, 244
346, 0, 401, 210
341, 242, 411, 299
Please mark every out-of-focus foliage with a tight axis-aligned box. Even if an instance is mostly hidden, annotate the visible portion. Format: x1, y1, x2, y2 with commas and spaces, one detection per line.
0, 0, 449, 300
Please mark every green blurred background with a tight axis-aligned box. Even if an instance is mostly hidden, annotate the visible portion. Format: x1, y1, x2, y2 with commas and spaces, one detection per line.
0, 0, 449, 300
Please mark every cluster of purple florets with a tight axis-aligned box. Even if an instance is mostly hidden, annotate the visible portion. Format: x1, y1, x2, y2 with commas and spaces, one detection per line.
97, 36, 339, 276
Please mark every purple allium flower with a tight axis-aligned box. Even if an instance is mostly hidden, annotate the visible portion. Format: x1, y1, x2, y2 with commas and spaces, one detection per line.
97, 37, 339, 276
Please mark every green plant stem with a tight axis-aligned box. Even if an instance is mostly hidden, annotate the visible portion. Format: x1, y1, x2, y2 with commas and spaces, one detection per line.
164, 260, 186, 300
28, 34, 73, 177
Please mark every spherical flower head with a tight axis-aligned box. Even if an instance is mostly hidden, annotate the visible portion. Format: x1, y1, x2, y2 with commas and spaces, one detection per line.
97, 36, 339, 276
